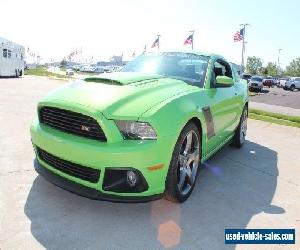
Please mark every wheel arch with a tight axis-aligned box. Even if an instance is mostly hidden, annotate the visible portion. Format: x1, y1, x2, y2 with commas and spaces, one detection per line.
187, 117, 202, 139
245, 101, 249, 114
179, 115, 204, 158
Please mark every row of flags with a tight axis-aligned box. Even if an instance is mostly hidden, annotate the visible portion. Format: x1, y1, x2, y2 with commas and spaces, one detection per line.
148, 27, 246, 48
150, 33, 194, 49
32, 27, 245, 61
132, 28, 244, 57
66, 48, 83, 60
27, 47, 38, 58
146, 28, 244, 52
131, 33, 194, 57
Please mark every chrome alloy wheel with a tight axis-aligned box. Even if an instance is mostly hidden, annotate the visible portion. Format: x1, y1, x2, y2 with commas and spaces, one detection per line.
177, 130, 200, 195
240, 109, 248, 144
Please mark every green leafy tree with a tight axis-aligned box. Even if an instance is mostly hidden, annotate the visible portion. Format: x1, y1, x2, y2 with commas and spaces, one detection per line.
259, 67, 268, 76
285, 58, 300, 76
60, 58, 67, 67
246, 56, 263, 75
264, 62, 278, 76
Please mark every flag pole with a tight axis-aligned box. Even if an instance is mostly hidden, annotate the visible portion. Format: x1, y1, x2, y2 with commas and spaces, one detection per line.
240, 23, 249, 71
189, 30, 195, 50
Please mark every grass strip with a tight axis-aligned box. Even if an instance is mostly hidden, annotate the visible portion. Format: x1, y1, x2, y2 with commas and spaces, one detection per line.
249, 109, 300, 128
249, 109, 300, 123
25, 68, 70, 79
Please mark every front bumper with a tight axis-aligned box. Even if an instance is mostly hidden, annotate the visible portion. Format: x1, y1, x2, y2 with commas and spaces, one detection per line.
31, 117, 175, 201
34, 160, 162, 202
249, 84, 262, 89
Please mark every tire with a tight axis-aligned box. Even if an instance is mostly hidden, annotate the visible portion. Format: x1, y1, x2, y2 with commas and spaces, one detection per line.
15, 69, 19, 78
165, 122, 201, 203
290, 85, 295, 91
232, 106, 248, 148
19, 70, 23, 77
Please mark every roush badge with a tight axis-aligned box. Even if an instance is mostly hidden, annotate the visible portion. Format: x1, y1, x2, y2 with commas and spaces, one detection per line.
81, 125, 90, 132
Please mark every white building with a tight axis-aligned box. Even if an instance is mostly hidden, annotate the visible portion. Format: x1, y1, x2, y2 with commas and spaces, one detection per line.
0, 37, 25, 77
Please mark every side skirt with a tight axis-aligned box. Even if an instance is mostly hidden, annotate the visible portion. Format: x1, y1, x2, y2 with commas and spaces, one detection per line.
201, 134, 234, 163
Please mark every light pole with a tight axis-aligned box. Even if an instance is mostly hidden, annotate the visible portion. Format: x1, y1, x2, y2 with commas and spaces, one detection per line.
240, 23, 249, 70
277, 48, 282, 67
277, 48, 282, 76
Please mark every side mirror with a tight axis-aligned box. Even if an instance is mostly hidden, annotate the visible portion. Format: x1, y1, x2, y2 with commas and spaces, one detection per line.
216, 75, 234, 85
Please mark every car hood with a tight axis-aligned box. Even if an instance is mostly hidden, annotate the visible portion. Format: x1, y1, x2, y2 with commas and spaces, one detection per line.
250, 80, 262, 84
40, 72, 196, 119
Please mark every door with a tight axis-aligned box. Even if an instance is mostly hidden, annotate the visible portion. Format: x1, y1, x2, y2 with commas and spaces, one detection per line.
295, 78, 300, 88
204, 59, 241, 152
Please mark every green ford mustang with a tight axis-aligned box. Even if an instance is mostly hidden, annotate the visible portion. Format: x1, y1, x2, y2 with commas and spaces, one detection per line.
31, 51, 248, 203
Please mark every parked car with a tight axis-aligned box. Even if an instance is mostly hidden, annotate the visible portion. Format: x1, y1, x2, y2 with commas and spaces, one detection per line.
249, 76, 263, 92
273, 77, 279, 85
66, 68, 74, 76
284, 77, 300, 91
95, 66, 105, 73
242, 73, 252, 83
277, 77, 288, 88
31, 51, 248, 203
72, 65, 81, 71
262, 78, 274, 88
80, 65, 96, 73
103, 66, 112, 73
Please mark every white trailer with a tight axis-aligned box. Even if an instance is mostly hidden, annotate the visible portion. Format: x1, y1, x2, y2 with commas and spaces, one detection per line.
0, 37, 25, 77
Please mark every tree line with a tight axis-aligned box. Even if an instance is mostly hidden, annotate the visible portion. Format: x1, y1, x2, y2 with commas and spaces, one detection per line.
246, 56, 300, 77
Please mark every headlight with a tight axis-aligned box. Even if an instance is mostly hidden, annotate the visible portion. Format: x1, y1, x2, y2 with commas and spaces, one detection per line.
115, 121, 157, 140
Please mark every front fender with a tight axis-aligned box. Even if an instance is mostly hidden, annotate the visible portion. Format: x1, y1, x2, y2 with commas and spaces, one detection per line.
139, 91, 209, 147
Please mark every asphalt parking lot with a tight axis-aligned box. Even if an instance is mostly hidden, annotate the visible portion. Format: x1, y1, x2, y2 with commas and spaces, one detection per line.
249, 87, 300, 109
0, 76, 300, 249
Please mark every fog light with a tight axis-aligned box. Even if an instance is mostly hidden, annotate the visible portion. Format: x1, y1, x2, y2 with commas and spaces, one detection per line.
127, 170, 137, 187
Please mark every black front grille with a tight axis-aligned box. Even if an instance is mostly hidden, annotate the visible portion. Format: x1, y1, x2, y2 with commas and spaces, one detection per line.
39, 106, 107, 141
37, 147, 100, 183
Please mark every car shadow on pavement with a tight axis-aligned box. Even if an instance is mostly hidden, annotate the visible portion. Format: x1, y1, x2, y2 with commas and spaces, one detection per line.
24, 140, 280, 249
261, 89, 270, 93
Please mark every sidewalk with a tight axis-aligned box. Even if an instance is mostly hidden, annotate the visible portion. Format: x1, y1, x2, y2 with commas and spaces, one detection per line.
250, 101, 300, 117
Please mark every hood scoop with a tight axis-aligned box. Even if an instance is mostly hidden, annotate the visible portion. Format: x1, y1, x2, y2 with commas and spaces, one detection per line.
84, 72, 164, 85
85, 77, 123, 85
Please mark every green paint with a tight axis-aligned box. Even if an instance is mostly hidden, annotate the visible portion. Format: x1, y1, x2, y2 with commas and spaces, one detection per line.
31, 51, 248, 199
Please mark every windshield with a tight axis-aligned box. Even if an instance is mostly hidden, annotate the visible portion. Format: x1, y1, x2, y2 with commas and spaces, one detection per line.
242, 74, 252, 80
122, 52, 209, 87
251, 77, 262, 82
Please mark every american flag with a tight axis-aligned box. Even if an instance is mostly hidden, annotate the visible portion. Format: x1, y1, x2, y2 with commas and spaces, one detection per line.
184, 34, 193, 45
151, 37, 159, 48
234, 28, 245, 42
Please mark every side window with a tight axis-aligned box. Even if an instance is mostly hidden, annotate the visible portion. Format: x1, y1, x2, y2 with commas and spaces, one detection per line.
231, 65, 240, 82
8, 50, 12, 58
3, 49, 8, 58
211, 60, 233, 87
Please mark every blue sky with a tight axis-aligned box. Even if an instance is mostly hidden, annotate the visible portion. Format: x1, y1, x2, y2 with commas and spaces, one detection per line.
1, 0, 299, 66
